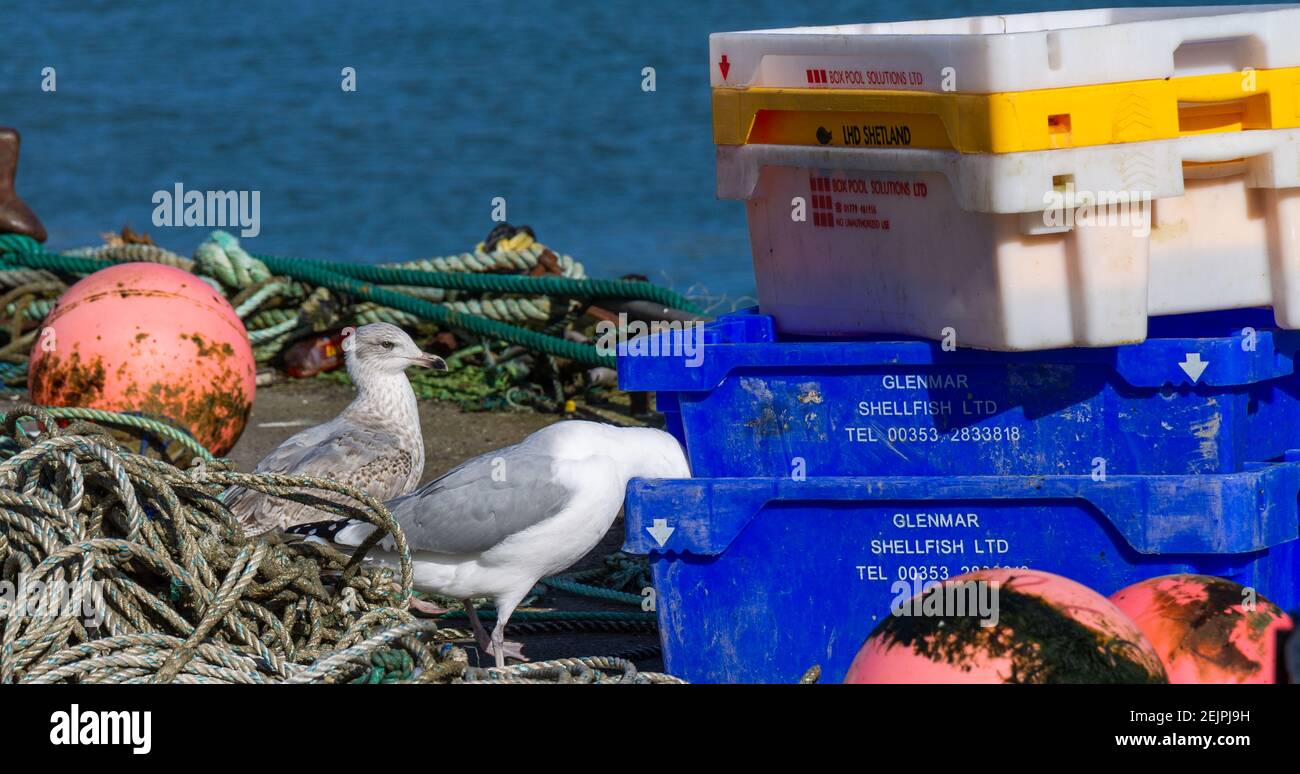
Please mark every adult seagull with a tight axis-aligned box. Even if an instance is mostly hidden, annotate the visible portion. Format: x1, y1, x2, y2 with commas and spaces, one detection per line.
289, 420, 690, 666
226, 322, 446, 535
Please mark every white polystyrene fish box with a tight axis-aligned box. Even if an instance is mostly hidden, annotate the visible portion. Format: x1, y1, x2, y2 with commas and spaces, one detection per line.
719, 129, 1300, 350
709, 5, 1300, 93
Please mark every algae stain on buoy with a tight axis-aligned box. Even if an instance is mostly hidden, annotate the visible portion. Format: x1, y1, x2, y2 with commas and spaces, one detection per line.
1110, 574, 1293, 684
844, 569, 1168, 684
28, 262, 256, 455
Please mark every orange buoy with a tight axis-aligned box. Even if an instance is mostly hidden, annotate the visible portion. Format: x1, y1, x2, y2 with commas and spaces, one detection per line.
28, 262, 255, 455
844, 569, 1168, 684
1110, 574, 1294, 684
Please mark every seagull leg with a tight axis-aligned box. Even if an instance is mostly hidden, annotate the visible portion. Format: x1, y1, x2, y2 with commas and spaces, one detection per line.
464, 601, 494, 655
488, 592, 528, 667
490, 620, 527, 668
407, 595, 449, 615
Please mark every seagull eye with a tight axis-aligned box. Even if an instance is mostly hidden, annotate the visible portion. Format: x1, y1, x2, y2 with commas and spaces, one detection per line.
381, 341, 394, 350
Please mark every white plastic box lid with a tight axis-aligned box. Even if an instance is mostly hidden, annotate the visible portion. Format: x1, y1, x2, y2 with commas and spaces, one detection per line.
709, 5, 1300, 93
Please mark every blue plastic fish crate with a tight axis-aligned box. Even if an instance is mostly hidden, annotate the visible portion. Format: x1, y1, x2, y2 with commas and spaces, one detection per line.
618, 309, 1300, 477
623, 459, 1300, 684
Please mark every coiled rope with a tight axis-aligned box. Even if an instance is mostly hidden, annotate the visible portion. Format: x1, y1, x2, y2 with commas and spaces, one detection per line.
0, 406, 214, 462
0, 405, 679, 684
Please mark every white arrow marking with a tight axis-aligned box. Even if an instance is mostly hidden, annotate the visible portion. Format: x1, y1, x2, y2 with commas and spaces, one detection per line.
1179, 352, 1208, 383
646, 519, 675, 548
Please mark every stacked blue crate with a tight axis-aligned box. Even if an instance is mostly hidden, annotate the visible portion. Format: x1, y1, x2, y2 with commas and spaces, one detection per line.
627, 308, 1300, 478
617, 309, 1300, 683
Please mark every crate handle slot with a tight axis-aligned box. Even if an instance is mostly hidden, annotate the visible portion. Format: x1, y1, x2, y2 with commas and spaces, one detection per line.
1172, 35, 1262, 77
1177, 93, 1271, 136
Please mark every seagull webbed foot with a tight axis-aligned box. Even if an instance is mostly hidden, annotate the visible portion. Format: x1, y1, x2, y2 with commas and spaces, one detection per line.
487, 638, 527, 666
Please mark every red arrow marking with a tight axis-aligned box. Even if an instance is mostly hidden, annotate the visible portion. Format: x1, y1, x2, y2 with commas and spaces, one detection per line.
719, 54, 730, 80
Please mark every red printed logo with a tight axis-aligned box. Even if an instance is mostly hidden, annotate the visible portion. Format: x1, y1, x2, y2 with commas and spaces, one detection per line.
809, 175, 834, 228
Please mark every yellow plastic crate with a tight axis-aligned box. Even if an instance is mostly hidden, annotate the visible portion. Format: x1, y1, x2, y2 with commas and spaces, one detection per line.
712, 68, 1300, 153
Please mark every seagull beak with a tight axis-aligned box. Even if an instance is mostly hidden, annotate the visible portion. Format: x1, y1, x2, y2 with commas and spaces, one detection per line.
414, 352, 448, 370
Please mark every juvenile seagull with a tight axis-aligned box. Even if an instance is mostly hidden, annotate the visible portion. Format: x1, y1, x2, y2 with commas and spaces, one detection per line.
289, 420, 691, 666
226, 322, 446, 535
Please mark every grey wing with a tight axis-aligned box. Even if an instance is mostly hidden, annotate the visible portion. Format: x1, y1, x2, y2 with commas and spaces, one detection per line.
225, 420, 417, 532
380, 448, 574, 555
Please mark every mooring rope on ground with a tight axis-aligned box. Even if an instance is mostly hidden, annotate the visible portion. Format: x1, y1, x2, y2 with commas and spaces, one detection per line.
461, 656, 684, 684
281, 253, 698, 312
507, 619, 659, 636
540, 575, 645, 606
0, 229, 686, 371
439, 609, 655, 623
0, 406, 215, 462
253, 251, 617, 367
64, 242, 194, 272
0, 404, 679, 684
382, 239, 584, 277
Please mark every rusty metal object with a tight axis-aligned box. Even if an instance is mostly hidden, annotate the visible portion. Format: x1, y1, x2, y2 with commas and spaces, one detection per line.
0, 128, 47, 242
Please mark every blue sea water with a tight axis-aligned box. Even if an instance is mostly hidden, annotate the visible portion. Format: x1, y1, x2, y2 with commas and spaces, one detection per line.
0, 0, 1262, 309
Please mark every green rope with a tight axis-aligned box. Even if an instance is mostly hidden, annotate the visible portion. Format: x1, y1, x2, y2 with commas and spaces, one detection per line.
541, 575, 644, 606
252, 252, 615, 367
0, 238, 109, 275
231, 280, 289, 318
193, 231, 271, 288
288, 255, 701, 314
0, 234, 616, 368
349, 648, 415, 684
4, 298, 53, 321
0, 406, 216, 462
247, 315, 299, 344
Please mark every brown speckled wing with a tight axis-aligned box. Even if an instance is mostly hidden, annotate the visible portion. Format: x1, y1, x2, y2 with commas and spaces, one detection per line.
226, 419, 418, 533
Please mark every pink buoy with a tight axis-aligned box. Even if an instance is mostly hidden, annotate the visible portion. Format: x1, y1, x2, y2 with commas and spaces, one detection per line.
1110, 574, 1293, 684
844, 568, 1167, 684
28, 262, 255, 455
